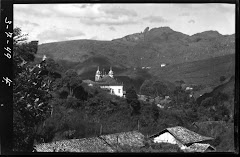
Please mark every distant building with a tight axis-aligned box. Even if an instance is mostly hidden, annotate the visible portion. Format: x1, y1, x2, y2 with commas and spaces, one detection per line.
94, 66, 124, 97
160, 63, 166, 67
185, 87, 193, 91
42, 55, 47, 61
157, 104, 164, 109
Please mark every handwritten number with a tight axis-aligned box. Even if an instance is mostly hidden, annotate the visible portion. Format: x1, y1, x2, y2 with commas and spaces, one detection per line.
5, 32, 13, 38
5, 17, 12, 24
4, 53, 11, 59
4, 47, 11, 53
2, 77, 12, 86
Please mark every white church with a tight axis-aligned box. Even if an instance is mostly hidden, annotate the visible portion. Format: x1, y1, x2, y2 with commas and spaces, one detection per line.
93, 66, 124, 97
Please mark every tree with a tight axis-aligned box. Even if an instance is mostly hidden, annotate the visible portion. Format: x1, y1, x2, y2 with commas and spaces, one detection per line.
140, 80, 155, 96
13, 27, 58, 152
152, 80, 170, 97
140, 80, 172, 98
13, 28, 35, 78
126, 86, 141, 115
62, 69, 82, 98
126, 86, 138, 103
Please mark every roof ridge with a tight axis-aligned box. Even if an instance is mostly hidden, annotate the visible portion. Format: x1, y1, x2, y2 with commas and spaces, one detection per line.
98, 135, 118, 151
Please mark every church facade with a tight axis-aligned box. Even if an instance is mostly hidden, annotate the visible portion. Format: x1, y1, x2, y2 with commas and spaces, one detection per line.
94, 67, 123, 97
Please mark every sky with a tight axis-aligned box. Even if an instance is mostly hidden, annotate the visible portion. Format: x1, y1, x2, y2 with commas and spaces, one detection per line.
14, 3, 235, 44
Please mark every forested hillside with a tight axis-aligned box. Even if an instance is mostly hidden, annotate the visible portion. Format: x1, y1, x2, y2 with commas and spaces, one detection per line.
13, 27, 235, 153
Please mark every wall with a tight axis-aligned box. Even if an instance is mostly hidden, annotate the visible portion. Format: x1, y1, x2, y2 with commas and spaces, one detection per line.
100, 85, 123, 97
153, 132, 183, 148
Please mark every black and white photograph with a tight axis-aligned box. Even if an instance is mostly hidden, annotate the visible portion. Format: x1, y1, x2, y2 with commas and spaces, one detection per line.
12, 2, 236, 153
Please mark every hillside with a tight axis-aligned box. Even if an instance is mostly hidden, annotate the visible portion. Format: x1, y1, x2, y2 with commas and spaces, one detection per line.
35, 27, 235, 92
150, 54, 235, 87
36, 27, 235, 68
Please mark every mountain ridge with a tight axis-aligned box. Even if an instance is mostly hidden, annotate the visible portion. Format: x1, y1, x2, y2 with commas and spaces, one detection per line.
36, 26, 234, 66
35, 26, 235, 89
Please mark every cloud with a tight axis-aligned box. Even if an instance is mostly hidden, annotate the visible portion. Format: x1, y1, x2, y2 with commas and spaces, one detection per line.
80, 16, 138, 26
15, 19, 39, 27
14, 4, 56, 17
14, 4, 140, 26
37, 27, 85, 43
77, 4, 139, 26
53, 4, 100, 18
99, 5, 138, 18
179, 12, 190, 16
188, 19, 195, 24
109, 26, 116, 31
173, 3, 234, 14
143, 16, 168, 23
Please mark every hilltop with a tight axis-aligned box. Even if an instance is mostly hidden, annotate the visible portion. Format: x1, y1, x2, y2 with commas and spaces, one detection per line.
35, 26, 235, 90
36, 26, 234, 66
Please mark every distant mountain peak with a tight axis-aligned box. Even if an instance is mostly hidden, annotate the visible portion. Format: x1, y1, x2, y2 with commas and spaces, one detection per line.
150, 26, 174, 32
112, 26, 177, 43
143, 27, 150, 34
192, 30, 221, 38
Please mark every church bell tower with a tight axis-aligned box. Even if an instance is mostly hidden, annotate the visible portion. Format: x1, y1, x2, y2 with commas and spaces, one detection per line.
95, 66, 101, 81
108, 67, 114, 78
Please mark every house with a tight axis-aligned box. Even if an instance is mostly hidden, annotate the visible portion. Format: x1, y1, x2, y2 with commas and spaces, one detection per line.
160, 63, 166, 67
99, 130, 145, 149
35, 137, 114, 152
96, 77, 124, 97
184, 143, 216, 152
157, 104, 164, 109
34, 131, 144, 152
148, 126, 214, 151
185, 87, 193, 91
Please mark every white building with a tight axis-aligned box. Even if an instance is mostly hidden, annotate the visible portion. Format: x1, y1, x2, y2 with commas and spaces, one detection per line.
186, 87, 193, 90
99, 85, 123, 97
94, 66, 124, 97
149, 126, 214, 151
160, 63, 166, 67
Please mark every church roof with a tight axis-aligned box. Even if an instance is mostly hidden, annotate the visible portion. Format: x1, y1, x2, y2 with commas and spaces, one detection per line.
82, 80, 96, 85
96, 75, 122, 86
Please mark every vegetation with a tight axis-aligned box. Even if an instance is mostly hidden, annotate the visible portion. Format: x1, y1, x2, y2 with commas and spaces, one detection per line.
13, 28, 61, 151
13, 28, 235, 153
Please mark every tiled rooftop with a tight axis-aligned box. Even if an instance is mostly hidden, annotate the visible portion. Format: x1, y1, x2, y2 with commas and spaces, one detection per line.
35, 131, 144, 152
150, 126, 214, 145
167, 126, 214, 145
100, 131, 145, 148
35, 137, 114, 152
184, 143, 216, 152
